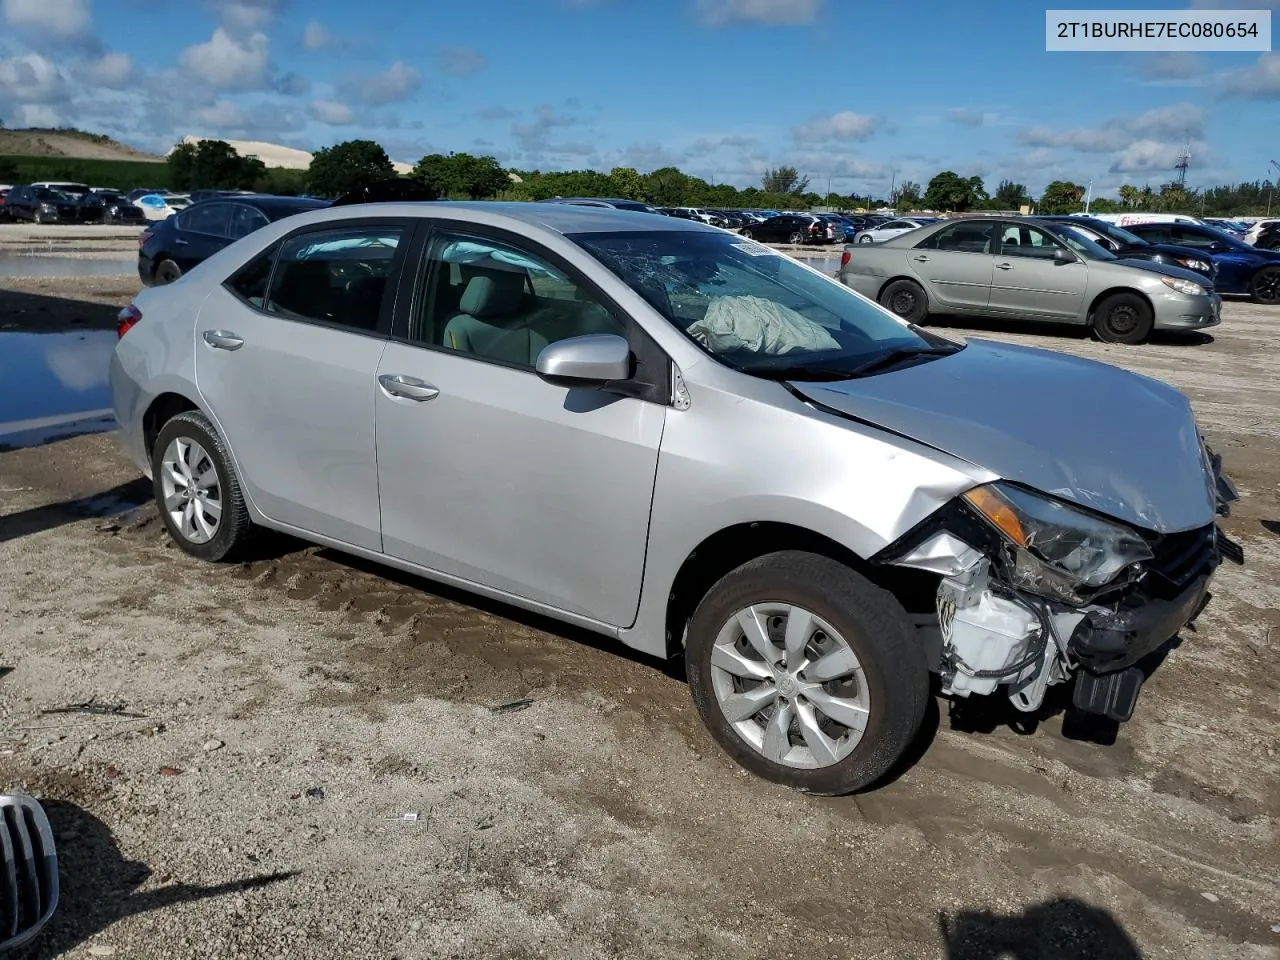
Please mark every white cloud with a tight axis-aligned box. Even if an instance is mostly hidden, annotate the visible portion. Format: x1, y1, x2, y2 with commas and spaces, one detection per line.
192, 100, 245, 128
438, 46, 486, 76
209, 0, 287, 32
75, 52, 135, 88
337, 60, 421, 106
12, 103, 60, 127
178, 27, 270, 91
1109, 138, 1198, 174
1018, 102, 1205, 152
1218, 53, 1280, 99
696, 0, 823, 26
0, 51, 68, 103
792, 110, 878, 142
310, 99, 354, 124
1, 0, 91, 40
302, 19, 330, 49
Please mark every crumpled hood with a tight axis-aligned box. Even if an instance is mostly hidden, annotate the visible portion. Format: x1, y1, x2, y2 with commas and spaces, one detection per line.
793, 339, 1216, 533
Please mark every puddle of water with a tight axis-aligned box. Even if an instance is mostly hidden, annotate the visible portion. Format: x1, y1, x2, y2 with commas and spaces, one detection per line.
0, 256, 136, 279
0, 330, 118, 449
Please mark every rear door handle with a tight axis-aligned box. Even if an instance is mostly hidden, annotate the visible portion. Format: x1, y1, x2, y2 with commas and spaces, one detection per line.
379, 374, 439, 402
912, 255, 930, 262
202, 330, 244, 350
995, 262, 1013, 270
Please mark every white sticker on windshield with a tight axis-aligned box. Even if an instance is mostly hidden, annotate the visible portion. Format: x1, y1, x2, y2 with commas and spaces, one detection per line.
732, 242, 779, 257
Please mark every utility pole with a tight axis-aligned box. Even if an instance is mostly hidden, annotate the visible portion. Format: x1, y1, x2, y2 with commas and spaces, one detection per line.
1269, 160, 1279, 217
888, 171, 896, 210
1083, 178, 1093, 214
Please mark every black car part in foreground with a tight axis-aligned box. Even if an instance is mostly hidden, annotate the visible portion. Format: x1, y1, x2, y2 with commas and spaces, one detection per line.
0, 793, 59, 952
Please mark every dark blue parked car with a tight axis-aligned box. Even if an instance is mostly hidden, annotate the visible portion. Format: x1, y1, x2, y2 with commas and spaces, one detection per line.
138, 195, 329, 286
1124, 221, 1280, 304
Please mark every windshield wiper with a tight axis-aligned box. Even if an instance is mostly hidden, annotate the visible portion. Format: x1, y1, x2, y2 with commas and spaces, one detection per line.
743, 365, 860, 382
844, 345, 961, 377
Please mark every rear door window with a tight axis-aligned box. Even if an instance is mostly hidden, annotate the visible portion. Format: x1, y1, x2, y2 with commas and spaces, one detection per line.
262, 224, 406, 334
918, 222, 994, 253
178, 203, 233, 238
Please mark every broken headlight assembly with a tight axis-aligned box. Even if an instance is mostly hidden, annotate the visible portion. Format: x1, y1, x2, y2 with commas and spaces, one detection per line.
962, 482, 1153, 605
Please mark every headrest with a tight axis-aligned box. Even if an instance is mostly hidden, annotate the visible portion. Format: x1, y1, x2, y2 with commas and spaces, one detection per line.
459, 268, 526, 317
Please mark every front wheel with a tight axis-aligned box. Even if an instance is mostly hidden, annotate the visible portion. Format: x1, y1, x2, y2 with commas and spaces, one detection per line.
685, 551, 930, 795
151, 410, 255, 562
1093, 292, 1153, 344
1251, 266, 1280, 305
857, 234, 874, 244
740, 228, 754, 239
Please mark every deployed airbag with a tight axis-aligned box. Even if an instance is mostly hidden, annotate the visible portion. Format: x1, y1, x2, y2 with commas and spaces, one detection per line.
687, 295, 839, 355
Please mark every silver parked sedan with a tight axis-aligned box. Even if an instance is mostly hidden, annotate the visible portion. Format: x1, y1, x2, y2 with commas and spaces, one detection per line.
111, 203, 1241, 795
839, 216, 1221, 344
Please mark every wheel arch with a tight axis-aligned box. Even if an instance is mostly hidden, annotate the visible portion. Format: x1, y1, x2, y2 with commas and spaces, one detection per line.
142, 392, 202, 461
663, 521, 939, 659
1086, 286, 1154, 325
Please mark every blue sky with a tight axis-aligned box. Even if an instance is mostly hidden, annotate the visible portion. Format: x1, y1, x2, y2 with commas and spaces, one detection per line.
1, 0, 1277, 198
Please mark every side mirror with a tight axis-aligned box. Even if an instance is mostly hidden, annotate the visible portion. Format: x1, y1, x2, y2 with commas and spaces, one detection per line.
535, 334, 633, 387
1054, 246, 1078, 264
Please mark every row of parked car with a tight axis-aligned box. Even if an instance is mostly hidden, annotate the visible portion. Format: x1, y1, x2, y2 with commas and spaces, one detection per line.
0, 181, 257, 225
836, 212, 1280, 345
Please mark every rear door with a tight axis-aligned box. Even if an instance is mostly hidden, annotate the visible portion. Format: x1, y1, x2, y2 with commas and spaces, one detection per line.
172, 203, 235, 272
987, 222, 1089, 321
373, 223, 668, 626
194, 219, 410, 550
907, 220, 997, 310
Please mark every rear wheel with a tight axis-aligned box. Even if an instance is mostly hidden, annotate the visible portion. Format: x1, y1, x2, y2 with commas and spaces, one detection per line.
1250, 266, 1280, 305
740, 228, 754, 239
788, 230, 805, 245
151, 411, 255, 562
155, 259, 182, 285
685, 551, 929, 795
878, 278, 929, 324
1093, 292, 1153, 344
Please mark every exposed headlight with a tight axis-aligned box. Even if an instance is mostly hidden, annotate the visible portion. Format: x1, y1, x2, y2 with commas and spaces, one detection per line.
963, 482, 1153, 603
1175, 258, 1211, 274
1161, 275, 1206, 297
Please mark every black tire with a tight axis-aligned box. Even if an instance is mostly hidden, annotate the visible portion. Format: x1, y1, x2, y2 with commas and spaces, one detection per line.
155, 258, 182, 285
858, 234, 874, 244
788, 230, 805, 245
685, 551, 930, 795
33, 209, 45, 225
879, 278, 929, 324
151, 410, 255, 562
1093, 291, 1153, 344
1250, 266, 1280, 305
740, 228, 754, 239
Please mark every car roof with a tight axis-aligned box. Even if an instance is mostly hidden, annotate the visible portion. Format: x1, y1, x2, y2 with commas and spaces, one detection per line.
281, 200, 715, 236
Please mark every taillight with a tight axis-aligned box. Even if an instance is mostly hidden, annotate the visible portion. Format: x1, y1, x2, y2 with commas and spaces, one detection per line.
138, 231, 151, 249
840, 250, 851, 268
117, 303, 141, 339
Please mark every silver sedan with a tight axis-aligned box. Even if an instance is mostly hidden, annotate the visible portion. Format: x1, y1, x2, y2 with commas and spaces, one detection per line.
111, 203, 1239, 794
839, 216, 1221, 344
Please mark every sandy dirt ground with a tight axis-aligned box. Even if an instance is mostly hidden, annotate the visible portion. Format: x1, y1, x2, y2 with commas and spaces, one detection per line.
0, 270, 1277, 959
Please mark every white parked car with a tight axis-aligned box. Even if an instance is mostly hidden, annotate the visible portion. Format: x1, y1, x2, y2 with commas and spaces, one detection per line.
1243, 219, 1280, 246
135, 194, 191, 221
852, 218, 930, 244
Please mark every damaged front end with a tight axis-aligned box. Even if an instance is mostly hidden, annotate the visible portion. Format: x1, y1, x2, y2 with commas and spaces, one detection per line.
874, 449, 1243, 722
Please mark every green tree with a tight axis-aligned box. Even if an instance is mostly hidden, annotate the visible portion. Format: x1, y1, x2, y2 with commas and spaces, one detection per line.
608, 166, 645, 200
412, 152, 512, 199
644, 166, 690, 206
994, 180, 1028, 209
761, 165, 810, 195
307, 139, 395, 198
167, 140, 266, 191
1037, 180, 1086, 214
922, 170, 983, 211
893, 181, 921, 211
0, 157, 18, 182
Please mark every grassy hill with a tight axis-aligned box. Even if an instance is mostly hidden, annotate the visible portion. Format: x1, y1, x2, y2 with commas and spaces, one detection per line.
0, 128, 162, 161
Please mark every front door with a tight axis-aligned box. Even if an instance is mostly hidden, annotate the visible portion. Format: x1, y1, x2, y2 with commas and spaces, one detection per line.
172, 202, 235, 273
908, 220, 997, 310
194, 220, 409, 550
987, 223, 1089, 321
374, 226, 666, 627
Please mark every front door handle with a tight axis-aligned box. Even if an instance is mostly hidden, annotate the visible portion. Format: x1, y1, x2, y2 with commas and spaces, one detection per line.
379, 374, 439, 402
912, 255, 930, 262
202, 330, 244, 350
174, 238, 189, 246
995, 262, 1013, 270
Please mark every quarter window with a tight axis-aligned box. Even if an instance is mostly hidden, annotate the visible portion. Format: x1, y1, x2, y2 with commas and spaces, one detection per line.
412, 232, 626, 369
263, 225, 404, 332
